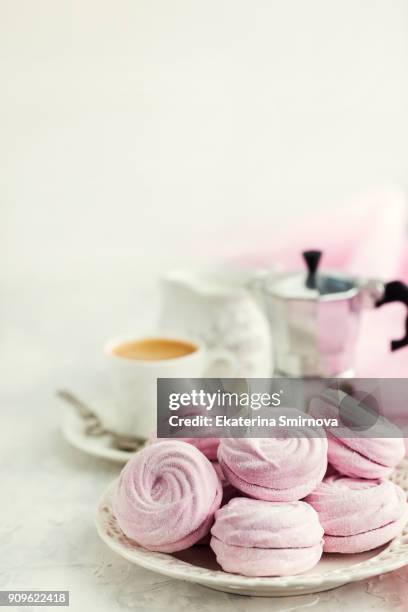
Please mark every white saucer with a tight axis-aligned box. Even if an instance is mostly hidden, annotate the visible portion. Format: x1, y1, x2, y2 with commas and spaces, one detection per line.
96, 463, 408, 597
61, 402, 138, 463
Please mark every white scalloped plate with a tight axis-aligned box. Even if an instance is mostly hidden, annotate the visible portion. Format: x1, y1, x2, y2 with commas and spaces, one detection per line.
96, 461, 408, 597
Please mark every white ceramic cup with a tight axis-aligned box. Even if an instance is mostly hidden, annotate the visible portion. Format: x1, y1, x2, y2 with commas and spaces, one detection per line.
103, 334, 237, 439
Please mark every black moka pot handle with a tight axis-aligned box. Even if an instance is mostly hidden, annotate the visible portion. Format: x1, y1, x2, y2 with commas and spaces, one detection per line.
376, 281, 408, 351
302, 250, 322, 289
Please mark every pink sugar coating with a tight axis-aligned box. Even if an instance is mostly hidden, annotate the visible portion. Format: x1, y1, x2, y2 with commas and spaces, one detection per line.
212, 460, 226, 484
309, 397, 405, 479
148, 435, 219, 461
113, 440, 222, 553
306, 475, 407, 537
327, 436, 400, 479
219, 458, 327, 501
212, 461, 240, 506
323, 509, 408, 553
211, 537, 323, 576
210, 498, 323, 576
211, 498, 323, 548
217, 432, 327, 501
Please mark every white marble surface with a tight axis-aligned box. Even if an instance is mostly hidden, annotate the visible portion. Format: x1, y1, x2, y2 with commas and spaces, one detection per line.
1, 277, 407, 612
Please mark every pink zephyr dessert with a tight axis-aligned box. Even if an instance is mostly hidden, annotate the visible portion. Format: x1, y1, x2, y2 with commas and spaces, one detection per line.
113, 440, 222, 553
210, 498, 324, 576
148, 434, 219, 461
217, 410, 328, 501
305, 474, 408, 553
309, 391, 405, 479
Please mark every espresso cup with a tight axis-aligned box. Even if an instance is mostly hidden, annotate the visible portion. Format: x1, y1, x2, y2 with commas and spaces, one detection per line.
103, 334, 236, 438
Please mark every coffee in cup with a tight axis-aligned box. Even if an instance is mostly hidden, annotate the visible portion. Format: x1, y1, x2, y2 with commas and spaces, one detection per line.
111, 337, 197, 361
103, 334, 237, 439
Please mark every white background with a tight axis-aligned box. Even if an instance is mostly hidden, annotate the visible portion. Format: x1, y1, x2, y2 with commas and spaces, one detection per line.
2, 0, 408, 285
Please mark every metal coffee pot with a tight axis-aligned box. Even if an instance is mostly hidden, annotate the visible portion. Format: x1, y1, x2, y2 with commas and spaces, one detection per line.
251, 250, 408, 377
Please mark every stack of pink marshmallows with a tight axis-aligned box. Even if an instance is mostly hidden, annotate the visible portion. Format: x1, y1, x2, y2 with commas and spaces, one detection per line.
113, 405, 407, 577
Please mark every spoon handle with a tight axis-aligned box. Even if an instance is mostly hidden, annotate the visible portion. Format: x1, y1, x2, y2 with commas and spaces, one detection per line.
57, 389, 101, 422
57, 388, 145, 451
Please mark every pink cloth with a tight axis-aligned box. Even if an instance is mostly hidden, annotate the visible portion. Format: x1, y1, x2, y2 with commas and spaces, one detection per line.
217, 413, 328, 501
210, 498, 323, 576
306, 475, 406, 538
113, 440, 222, 553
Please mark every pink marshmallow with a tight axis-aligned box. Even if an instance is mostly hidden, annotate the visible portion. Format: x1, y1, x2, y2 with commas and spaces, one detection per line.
210, 498, 323, 576
113, 440, 222, 553
211, 538, 323, 577
309, 394, 405, 479
196, 462, 239, 545
306, 475, 407, 553
306, 475, 406, 535
212, 461, 240, 506
323, 511, 408, 553
148, 435, 219, 461
217, 430, 327, 501
212, 497, 323, 548
327, 437, 403, 479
